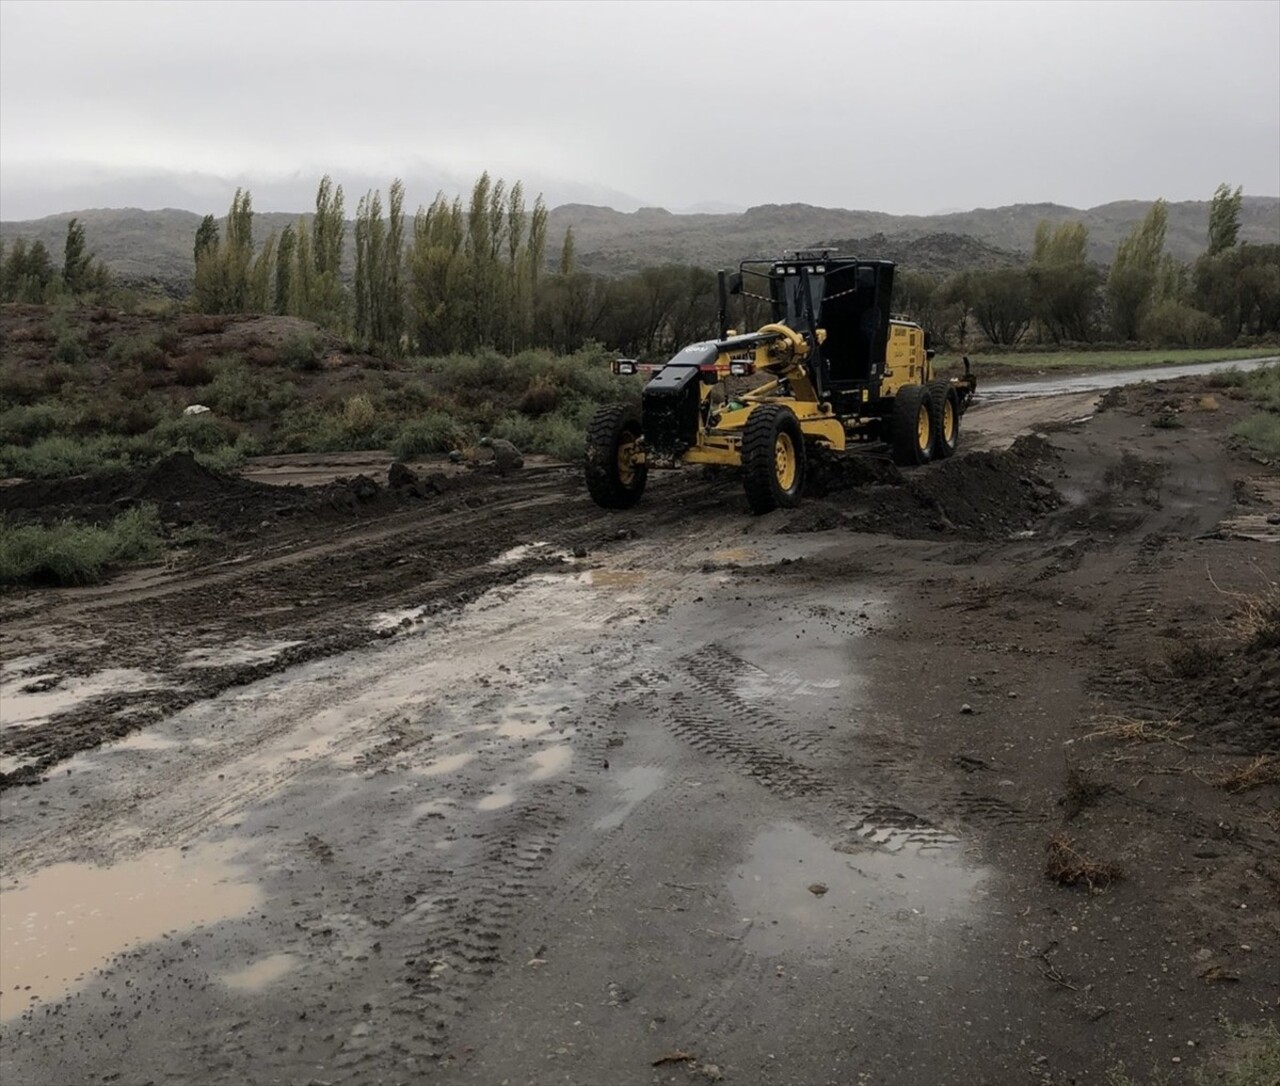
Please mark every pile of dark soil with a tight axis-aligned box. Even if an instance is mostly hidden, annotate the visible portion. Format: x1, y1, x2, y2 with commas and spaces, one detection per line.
0, 452, 434, 536
0, 452, 307, 530
783, 435, 1060, 539
1179, 644, 1280, 755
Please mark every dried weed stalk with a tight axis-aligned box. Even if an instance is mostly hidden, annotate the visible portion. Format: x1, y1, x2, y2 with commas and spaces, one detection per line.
1207, 562, 1280, 651
1082, 715, 1189, 746
1213, 755, 1280, 795
1045, 834, 1123, 892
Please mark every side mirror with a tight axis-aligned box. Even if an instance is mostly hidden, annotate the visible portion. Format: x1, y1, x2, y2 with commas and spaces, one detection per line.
727, 273, 743, 296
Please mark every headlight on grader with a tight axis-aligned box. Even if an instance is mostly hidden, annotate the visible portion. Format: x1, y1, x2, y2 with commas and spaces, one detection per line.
729, 361, 755, 377
612, 359, 638, 376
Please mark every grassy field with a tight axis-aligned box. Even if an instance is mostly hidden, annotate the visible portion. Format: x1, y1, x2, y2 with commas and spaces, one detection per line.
938, 345, 1278, 378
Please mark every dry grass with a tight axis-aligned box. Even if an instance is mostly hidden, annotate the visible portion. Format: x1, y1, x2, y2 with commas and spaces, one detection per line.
1197, 394, 1220, 411
1213, 755, 1280, 795
1083, 715, 1190, 746
1045, 834, 1123, 892
1208, 563, 1280, 651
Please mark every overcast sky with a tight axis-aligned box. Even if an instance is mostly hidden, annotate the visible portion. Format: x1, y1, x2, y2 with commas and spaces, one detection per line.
2, 0, 1278, 220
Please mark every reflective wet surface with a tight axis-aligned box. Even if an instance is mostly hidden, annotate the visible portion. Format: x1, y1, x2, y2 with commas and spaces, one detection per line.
730, 823, 986, 958
0, 842, 258, 1022
979, 355, 1277, 402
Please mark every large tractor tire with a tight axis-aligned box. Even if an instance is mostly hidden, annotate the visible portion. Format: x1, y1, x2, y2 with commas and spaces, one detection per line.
928, 380, 960, 460
742, 404, 806, 515
890, 384, 935, 467
585, 404, 647, 509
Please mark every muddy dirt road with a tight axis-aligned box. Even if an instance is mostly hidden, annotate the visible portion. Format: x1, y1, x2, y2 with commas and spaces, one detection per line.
2, 374, 1277, 1086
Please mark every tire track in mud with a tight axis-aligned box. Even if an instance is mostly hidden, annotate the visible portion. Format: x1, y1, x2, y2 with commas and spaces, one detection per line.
343, 799, 568, 1073
352, 654, 687, 1072
669, 645, 962, 851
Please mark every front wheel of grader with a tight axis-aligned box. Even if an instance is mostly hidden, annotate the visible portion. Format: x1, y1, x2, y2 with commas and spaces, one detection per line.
585, 404, 647, 509
742, 404, 806, 515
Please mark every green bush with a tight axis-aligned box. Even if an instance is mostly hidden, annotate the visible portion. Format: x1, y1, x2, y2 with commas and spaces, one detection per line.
1242, 364, 1280, 412
1138, 300, 1223, 348
107, 335, 167, 371
0, 410, 251, 479
390, 412, 468, 459
1205, 367, 1248, 389
281, 330, 324, 371
200, 356, 295, 420
0, 504, 163, 586
0, 403, 75, 445
1231, 413, 1280, 458
52, 328, 88, 365
492, 410, 586, 462
151, 413, 242, 454
196, 436, 259, 473
0, 434, 153, 478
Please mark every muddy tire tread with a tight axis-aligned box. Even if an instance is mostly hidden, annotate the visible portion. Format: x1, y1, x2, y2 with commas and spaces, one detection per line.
585, 404, 646, 509
742, 405, 805, 515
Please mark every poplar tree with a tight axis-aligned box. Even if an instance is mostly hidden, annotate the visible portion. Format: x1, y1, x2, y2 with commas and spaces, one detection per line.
1107, 199, 1168, 340
1207, 183, 1243, 256
62, 219, 93, 294
274, 224, 295, 315
1029, 221, 1100, 342
312, 175, 347, 327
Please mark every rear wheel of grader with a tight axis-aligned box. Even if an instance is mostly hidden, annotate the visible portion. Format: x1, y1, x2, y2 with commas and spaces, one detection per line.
585, 404, 647, 509
928, 380, 960, 460
890, 384, 935, 467
742, 404, 806, 515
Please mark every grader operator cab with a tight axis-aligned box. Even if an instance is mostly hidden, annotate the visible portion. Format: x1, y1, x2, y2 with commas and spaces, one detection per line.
585, 251, 976, 514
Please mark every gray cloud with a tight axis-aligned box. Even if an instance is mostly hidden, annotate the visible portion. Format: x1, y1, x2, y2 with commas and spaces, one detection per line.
2, 0, 1277, 220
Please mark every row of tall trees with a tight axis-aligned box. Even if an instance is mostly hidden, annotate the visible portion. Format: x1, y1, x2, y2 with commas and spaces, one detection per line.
189, 173, 723, 357
0, 219, 110, 303
188, 176, 1278, 355
896, 184, 1278, 348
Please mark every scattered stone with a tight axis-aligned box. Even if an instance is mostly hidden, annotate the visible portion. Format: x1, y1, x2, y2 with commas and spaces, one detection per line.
388, 462, 418, 489
960, 703, 974, 715
572, 545, 589, 559
481, 436, 525, 474
347, 475, 380, 503
807, 882, 828, 896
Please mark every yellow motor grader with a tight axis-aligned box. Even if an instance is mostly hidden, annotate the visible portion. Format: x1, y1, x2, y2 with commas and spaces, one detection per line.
585, 252, 976, 514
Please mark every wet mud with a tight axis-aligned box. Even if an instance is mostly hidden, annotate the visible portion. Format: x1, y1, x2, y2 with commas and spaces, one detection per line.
1, 371, 1278, 1085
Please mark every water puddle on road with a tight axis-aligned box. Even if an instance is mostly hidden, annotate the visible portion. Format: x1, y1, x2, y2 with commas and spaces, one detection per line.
416, 751, 475, 777
490, 542, 572, 565
595, 766, 668, 831
220, 952, 298, 991
370, 606, 430, 632
0, 842, 259, 1022
731, 823, 986, 959
581, 570, 646, 590
979, 355, 1277, 403
181, 640, 302, 669
528, 744, 572, 780
0, 668, 169, 730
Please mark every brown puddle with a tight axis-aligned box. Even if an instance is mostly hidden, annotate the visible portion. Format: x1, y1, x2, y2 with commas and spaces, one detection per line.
0, 842, 259, 1022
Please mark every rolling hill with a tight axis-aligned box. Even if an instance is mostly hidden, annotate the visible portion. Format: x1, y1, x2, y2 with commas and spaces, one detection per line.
1, 196, 1276, 294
